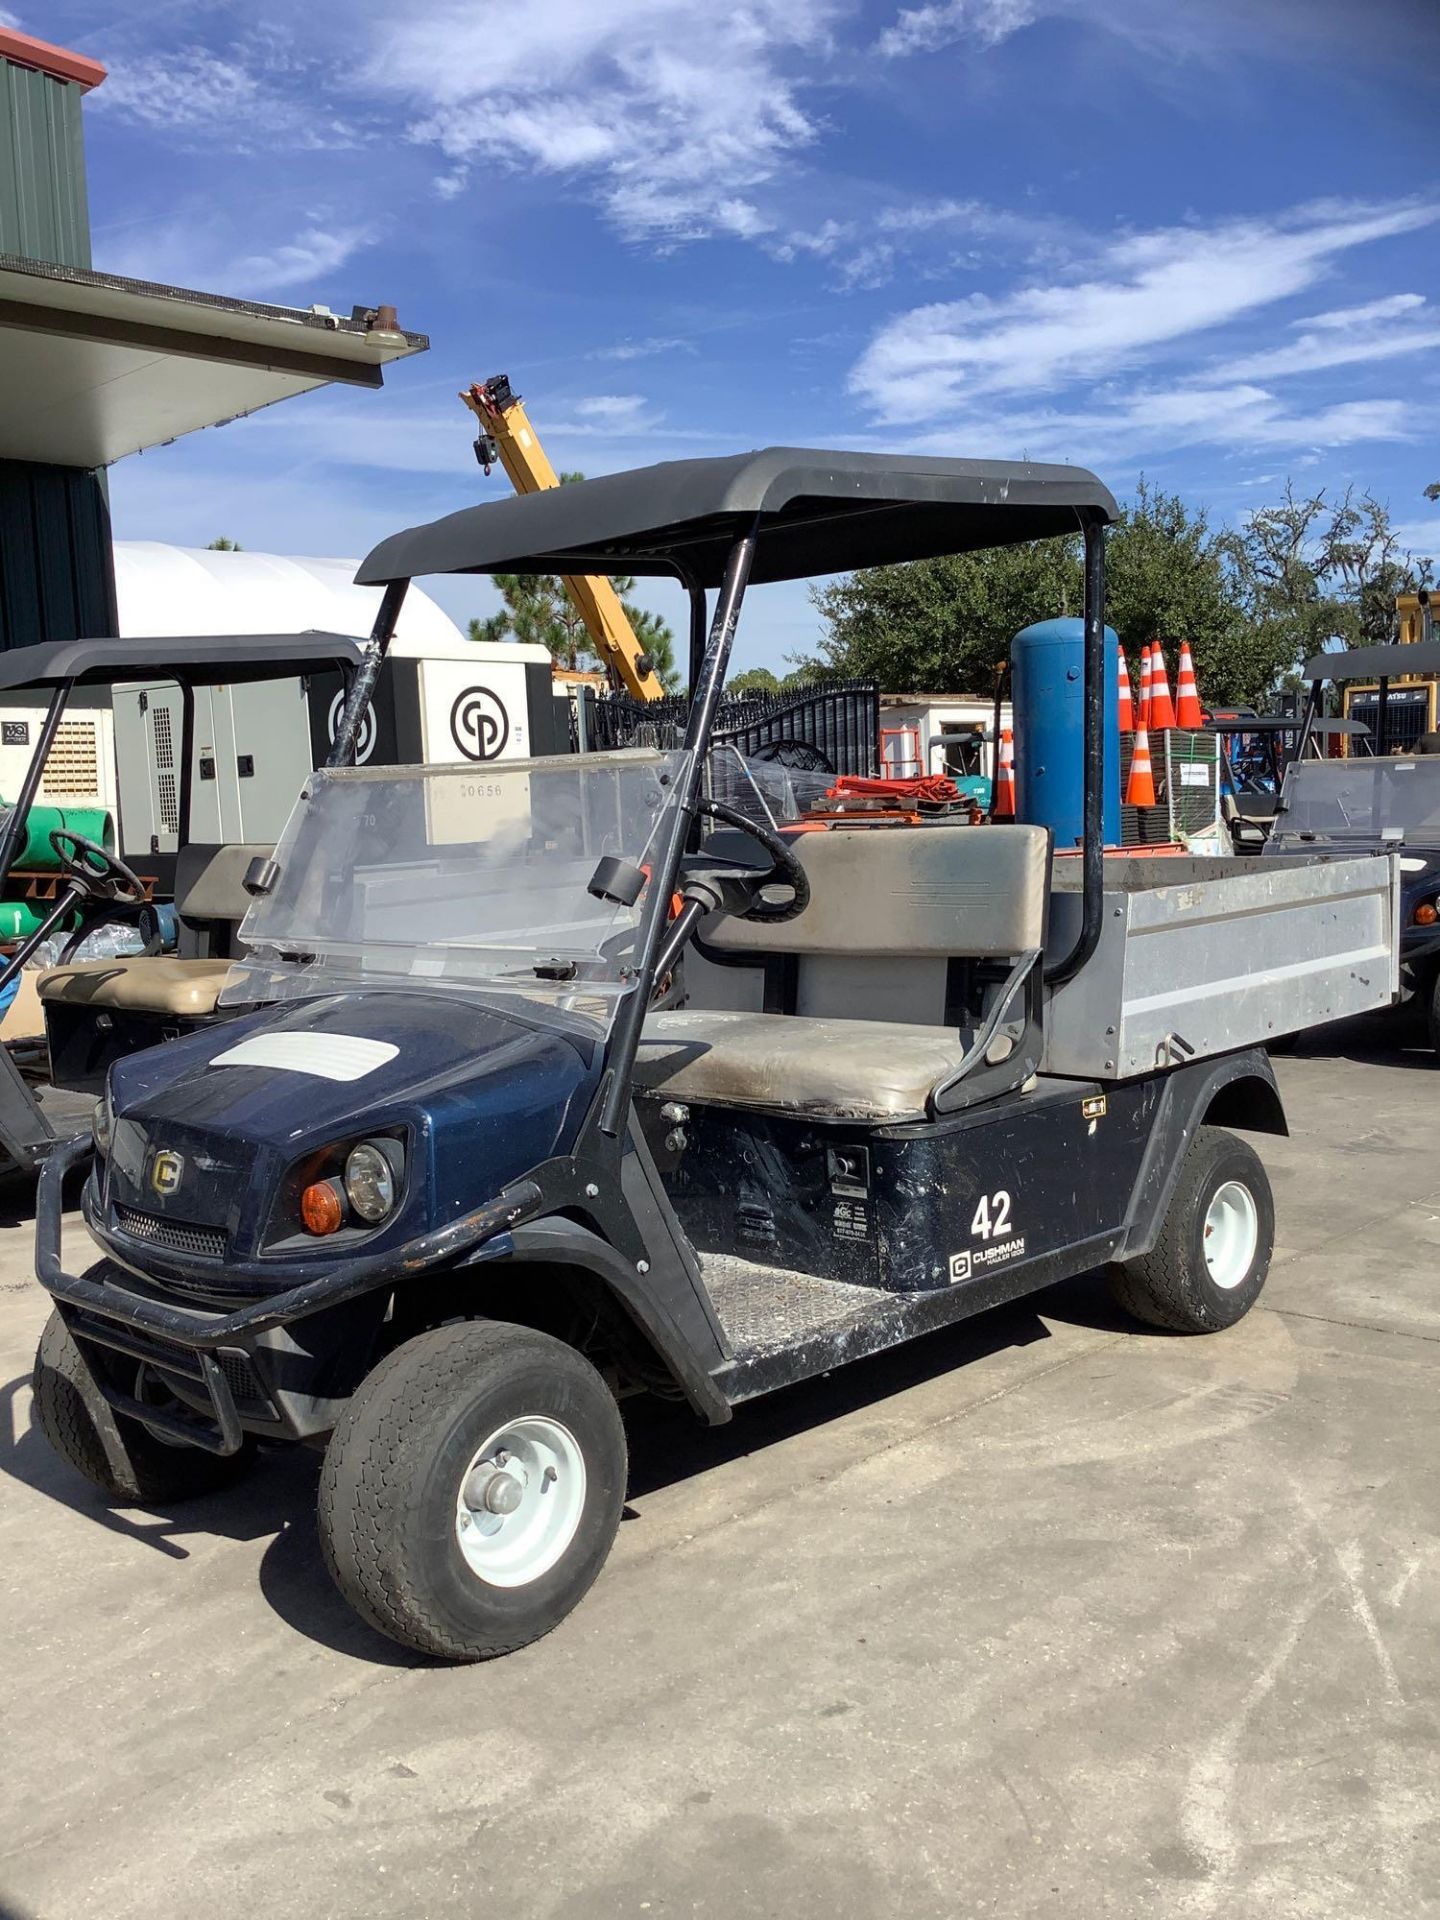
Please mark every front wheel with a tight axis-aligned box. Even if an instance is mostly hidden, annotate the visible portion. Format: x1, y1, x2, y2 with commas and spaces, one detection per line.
318, 1321, 627, 1661
1109, 1126, 1274, 1333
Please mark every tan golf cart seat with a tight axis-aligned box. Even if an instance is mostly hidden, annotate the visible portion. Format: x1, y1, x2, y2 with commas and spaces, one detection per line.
636, 823, 1050, 1122
38, 842, 271, 1020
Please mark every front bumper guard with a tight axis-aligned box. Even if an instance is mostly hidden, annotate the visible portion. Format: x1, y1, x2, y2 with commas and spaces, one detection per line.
36, 1133, 539, 1453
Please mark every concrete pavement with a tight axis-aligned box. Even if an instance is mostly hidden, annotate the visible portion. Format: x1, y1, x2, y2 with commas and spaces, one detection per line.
2, 1011, 1437, 1919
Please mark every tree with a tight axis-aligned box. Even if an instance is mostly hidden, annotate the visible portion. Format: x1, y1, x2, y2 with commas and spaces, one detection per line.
1105, 480, 1264, 703
1224, 485, 1433, 673
207, 535, 242, 550
800, 477, 1436, 711
468, 574, 679, 688
726, 667, 780, 695
465, 470, 679, 688
804, 536, 1081, 693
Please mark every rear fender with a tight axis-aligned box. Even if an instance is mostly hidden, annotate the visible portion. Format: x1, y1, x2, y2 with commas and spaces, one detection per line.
1117, 1049, 1286, 1262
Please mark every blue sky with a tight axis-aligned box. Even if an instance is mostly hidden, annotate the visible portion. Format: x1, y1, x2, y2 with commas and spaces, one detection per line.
18, 0, 1440, 674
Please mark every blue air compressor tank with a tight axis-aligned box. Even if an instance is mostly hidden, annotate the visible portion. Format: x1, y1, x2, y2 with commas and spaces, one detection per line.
1010, 617, 1120, 849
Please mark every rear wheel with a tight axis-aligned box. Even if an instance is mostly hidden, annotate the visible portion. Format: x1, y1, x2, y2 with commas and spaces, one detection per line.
31, 1309, 254, 1503
1109, 1126, 1274, 1333
318, 1321, 626, 1661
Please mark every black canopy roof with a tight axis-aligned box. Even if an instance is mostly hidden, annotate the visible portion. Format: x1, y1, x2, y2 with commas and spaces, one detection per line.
0, 632, 365, 692
1207, 714, 1370, 736
355, 447, 1118, 590
1302, 642, 1440, 683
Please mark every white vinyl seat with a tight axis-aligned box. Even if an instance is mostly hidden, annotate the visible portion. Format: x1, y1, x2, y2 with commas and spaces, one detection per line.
37, 842, 271, 1020
639, 822, 1050, 1118
636, 1010, 967, 1119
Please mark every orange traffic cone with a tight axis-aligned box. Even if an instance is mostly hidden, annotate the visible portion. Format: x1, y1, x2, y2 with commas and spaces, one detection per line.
993, 728, 1016, 819
1125, 726, 1157, 808
1149, 642, 1177, 732
1175, 641, 1204, 728
1117, 644, 1134, 734
1138, 642, 1153, 731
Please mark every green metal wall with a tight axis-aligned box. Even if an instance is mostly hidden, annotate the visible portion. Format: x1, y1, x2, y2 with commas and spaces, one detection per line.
0, 460, 118, 652
0, 57, 91, 266
1, 54, 114, 651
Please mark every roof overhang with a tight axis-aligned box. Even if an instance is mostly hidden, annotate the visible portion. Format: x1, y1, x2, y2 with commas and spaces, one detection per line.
0, 255, 428, 468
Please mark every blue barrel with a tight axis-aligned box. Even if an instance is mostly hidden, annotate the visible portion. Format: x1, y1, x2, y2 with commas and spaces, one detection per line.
1010, 618, 1120, 848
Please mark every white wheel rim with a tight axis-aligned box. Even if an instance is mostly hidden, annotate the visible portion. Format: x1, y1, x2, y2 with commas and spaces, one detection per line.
454, 1415, 587, 1589
1203, 1180, 1259, 1290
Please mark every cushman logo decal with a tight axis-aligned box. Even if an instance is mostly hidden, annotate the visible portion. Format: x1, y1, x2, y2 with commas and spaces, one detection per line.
150, 1150, 184, 1197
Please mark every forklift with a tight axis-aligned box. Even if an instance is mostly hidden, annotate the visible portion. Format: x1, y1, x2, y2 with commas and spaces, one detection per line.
30, 450, 1398, 1660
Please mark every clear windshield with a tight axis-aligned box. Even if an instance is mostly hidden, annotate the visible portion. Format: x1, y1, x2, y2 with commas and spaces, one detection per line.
227, 750, 690, 1021
1273, 756, 1440, 844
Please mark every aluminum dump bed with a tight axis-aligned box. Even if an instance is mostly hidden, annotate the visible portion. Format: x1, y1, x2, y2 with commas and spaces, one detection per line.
1044, 852, 1398, 1078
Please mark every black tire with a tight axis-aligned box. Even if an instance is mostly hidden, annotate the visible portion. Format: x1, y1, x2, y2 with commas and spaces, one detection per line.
1109, 1126, 1274, 1333
31, 1309, 254, 1503
317, 1321, 627, 1661
1425, 967, 1440, 1056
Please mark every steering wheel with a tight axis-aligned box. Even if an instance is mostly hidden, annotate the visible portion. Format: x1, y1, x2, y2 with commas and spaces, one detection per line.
48, 829, 147, 907
695, 798, 811, 924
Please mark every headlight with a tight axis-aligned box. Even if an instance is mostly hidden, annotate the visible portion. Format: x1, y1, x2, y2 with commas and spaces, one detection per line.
92, 1092, 113, 1157
344, 1141, 398, 1223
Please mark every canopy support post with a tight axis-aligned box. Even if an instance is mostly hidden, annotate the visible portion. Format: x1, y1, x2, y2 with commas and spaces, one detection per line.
1046, 517, 1106, 987
599, 526, 758, 1138
329, 581, 408, 768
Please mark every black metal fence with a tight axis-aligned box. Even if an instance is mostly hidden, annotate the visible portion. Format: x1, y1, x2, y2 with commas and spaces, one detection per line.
572, 680, 879, 776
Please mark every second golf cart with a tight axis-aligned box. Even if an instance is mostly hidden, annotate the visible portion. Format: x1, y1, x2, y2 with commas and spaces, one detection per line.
31, 450, 1398, 1659
1266, 640, 1440, 1045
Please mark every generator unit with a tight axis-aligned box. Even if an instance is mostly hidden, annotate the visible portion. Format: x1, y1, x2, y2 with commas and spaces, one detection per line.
113, 634, 559, 861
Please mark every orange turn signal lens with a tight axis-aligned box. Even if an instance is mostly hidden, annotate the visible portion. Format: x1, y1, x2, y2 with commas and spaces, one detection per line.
1414, 902, 1438, 926
300, 1179, 345, 1235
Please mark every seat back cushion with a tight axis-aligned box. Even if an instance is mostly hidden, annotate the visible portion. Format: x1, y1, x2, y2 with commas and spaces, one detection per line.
174, 843, 273, 958
705, 823, 1050, 960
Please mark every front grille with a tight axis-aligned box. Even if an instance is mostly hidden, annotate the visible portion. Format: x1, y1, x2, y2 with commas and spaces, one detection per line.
114, 1204, 226, 1260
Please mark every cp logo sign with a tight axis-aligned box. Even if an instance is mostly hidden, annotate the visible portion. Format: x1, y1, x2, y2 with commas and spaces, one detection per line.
327, 690, 377, 764
450, 686, 509, 761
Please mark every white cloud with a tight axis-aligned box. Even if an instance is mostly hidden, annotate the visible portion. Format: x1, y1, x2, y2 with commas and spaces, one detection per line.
571, 394, 653, 427
877, 0, 1036, 58
897, 386, 1419, 466
96, 42, 359, 150
97, 218, 375, 296
588, 336, 693, 362
851, 200, 1440, 420
232, 225, 377, 291
1211, 295, 1440, 382
362, 0, 837, 245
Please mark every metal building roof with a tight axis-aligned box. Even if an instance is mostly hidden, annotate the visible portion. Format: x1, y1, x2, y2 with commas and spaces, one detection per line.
356, 447, 1118, 589
0, 254, 428, 467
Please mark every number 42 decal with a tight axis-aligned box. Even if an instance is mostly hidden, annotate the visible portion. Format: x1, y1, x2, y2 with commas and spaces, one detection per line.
970, 1189, 1013, 1240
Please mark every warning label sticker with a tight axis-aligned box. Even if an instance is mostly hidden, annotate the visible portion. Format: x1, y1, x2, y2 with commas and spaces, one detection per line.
833, 1200, 873, 1243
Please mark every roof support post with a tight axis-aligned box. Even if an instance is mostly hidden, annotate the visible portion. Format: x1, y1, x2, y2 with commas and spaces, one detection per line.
598, 525, 758, 1138
328, 580, 407, 768
1046, 517, 1106, 986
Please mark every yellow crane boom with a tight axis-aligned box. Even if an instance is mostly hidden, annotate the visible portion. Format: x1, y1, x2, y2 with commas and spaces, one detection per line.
462, 375, 665, 701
